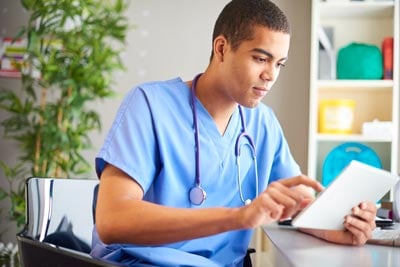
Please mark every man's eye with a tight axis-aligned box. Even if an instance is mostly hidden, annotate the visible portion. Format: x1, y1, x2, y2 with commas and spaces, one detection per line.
278, 62, 286, 68
253, 56, 266, 63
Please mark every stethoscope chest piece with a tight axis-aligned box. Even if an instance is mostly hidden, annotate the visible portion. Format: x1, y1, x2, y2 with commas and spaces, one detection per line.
189, 185, 207, 205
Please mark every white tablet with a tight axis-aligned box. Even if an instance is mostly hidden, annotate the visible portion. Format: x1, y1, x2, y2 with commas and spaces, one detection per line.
292, 160, 400, 230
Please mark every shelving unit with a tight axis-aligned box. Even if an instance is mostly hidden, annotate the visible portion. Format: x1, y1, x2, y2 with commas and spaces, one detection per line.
308, 0, 399, 200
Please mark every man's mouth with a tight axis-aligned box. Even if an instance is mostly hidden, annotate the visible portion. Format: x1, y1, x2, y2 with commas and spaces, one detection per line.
253, 86, 269, 96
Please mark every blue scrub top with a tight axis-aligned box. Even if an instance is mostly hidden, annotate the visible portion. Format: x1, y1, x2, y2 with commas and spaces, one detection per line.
92, 77, 301, 266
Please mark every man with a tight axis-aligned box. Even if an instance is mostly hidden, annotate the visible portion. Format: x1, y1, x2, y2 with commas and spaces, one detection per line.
91, 0, 377, 266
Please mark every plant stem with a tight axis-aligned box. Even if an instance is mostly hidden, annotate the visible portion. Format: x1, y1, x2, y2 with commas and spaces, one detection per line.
54, 104, 63, 178
54, 86, 72, 177
34, 87, 47, 176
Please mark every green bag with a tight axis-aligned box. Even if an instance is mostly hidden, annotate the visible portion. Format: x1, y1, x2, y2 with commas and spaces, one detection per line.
337, 42, 383, 79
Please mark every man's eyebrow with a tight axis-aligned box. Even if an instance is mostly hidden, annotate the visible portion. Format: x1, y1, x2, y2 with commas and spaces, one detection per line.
251, 48, 288, 61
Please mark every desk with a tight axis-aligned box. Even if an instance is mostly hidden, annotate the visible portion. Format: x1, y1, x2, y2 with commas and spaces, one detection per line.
262, 224, 400, 267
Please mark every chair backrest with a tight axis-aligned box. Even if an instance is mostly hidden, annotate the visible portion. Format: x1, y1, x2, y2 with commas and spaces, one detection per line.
23, 177, 98, 245
17, 177, 121, 267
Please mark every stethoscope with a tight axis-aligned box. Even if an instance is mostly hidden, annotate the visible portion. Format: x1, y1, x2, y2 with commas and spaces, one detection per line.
188, 74, 259, 206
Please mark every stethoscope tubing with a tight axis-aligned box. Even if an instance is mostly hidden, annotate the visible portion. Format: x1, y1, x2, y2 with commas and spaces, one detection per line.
189, 73, 258, 205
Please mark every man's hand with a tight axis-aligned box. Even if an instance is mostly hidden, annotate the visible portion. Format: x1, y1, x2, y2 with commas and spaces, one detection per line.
300, 202, 377, 246
239, 175, 323, 228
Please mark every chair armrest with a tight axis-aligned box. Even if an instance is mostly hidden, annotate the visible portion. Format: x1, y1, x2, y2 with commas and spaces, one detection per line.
17, 235, 123, 267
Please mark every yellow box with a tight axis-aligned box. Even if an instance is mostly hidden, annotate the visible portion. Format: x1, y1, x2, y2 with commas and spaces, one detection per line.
319, 99, 355, 134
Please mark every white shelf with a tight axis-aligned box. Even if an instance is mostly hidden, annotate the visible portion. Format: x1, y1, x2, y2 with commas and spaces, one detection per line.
316, 133, 392, 143
317, 79, 394, 89
320, 1, 395, 18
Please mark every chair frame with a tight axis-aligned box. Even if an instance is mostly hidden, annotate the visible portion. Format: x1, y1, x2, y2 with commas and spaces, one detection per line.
17, 177, 122, 267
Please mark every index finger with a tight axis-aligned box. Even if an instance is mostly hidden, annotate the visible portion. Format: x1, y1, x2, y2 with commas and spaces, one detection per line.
278, 175, 324, 192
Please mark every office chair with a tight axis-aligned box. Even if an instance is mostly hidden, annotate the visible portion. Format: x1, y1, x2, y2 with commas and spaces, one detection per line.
17, 177, 122, 267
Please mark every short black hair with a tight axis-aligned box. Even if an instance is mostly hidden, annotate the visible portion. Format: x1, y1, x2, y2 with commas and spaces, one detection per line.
211, 0, 290, 57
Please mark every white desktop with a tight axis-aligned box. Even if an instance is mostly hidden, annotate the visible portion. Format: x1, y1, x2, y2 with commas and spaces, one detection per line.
262, 223, 400, 267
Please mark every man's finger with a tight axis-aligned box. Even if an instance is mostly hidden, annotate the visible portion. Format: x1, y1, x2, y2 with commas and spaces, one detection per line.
278, 175, 324, 192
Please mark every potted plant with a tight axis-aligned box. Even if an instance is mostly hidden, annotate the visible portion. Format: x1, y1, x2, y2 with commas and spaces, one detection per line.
0, 0, 129, 240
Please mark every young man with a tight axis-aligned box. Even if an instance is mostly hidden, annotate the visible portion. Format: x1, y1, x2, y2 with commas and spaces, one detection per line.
91, 0, 377, 266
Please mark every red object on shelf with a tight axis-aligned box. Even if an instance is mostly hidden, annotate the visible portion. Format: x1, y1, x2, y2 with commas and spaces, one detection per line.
382, 37, 393, 80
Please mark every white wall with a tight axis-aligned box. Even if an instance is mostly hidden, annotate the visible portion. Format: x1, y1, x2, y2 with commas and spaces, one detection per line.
0, 0, 30, 243
264, 0, 312, 173
0, 0, 311, 243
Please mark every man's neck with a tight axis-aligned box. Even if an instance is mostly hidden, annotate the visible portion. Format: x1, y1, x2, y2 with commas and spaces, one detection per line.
191, 72, 237, 135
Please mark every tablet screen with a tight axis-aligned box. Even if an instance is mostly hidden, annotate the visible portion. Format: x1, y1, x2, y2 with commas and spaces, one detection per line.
292, 160, 400, 230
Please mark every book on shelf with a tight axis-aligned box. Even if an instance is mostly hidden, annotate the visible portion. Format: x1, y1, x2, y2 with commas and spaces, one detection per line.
0, 37, 27, 78
382, 37, 393, 80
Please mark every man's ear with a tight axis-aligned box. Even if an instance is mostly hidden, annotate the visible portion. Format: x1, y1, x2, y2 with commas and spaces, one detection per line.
213, 36, 228, 62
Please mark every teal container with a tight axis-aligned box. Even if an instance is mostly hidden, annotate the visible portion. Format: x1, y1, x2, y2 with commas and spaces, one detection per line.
337, 42, 383, 80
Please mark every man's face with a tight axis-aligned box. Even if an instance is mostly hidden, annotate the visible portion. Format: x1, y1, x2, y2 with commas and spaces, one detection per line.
219, 26, 290, 108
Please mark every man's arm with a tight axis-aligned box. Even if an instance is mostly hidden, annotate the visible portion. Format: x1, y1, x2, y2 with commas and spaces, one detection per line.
95, 164, 323, 245
95, 164, 242, 245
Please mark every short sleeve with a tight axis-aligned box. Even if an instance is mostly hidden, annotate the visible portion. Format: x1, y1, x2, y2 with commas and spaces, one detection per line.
95, 87, 159, 192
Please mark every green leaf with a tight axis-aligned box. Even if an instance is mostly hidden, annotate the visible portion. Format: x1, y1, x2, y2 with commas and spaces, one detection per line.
21, 0, 34, 10
27, 30, 39, 53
